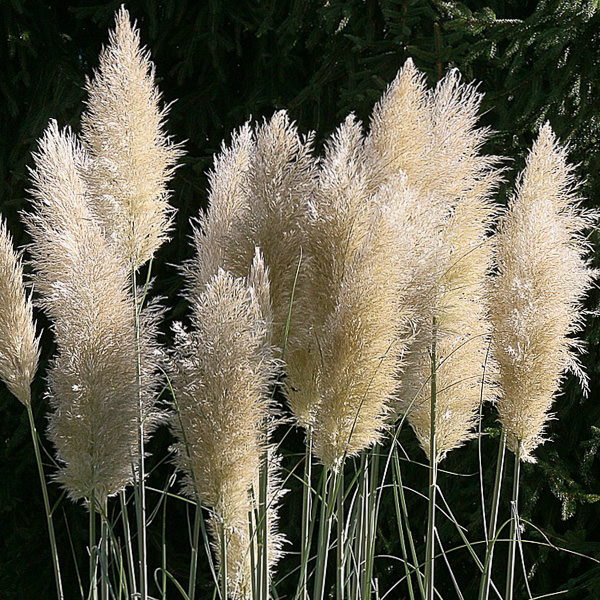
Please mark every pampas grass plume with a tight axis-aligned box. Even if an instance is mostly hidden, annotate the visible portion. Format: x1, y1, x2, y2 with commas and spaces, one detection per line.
0, 218, 40, 406
490, 124, 596, 461
81, 6, 182, 270
171, 253, 281, 598
25, 121, 139, 503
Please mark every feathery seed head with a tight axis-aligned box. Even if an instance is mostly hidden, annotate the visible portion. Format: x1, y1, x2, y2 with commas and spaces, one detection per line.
81, 6, 182, 270
171, 262, 281, 596
387, 66, 502, 463
0, 218, 40, 406
25, 121, 140, 503
489, 124, 596, 462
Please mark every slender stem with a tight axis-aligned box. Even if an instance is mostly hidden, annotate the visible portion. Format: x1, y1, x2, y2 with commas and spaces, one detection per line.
351, 453, 367, 600
296, 427, 313, 600
336, 468, 345, 600
391, 448, 416, 600
90, 494, 98, 600
478, 429, 507, 600
132, 268, 148, 600
188, 502, 202, 600
258, 435, 269, 599
425, 323, 438, 600
101, 499, 109, 600
119, 490, 137, 597
363, 447, 380, 600
221, 517, 228, 600
505, 443, 521, 600
313, 468, 337, 600
26, 403, 64, 600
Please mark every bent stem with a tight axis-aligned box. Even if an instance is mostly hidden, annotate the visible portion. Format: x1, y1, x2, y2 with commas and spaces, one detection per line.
26, 402, 65, 600
478, 428, 507, 600
505, 443, 521, 600
425, 324, 438, 600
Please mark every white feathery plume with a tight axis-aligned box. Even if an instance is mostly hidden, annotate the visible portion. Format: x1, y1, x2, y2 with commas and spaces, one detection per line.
171, 252, 283, 599
81, 6, 182, 270
489, 124, 596, 462
24, 121, 139, 503
371, 65, 502, 463
0, 217, 40, 406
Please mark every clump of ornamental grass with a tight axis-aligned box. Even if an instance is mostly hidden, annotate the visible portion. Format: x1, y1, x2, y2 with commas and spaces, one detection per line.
171, 251, 283, 600
0, 218, 40, 406
24, 121, 140, 504
81, 5, 183, 271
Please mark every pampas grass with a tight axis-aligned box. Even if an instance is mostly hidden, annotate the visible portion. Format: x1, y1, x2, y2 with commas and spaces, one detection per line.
81, 6, 182, 271
0, 218, 39, 407
171, 253, 282, 600
8, 9, 598, 600
490, 123, 596, 462
25, 121, 139, 504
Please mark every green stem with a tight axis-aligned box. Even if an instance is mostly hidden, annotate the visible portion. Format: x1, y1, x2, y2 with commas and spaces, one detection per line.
478, 429, 507, 600
221, 517, 228, 600
425, 324, 438, 600
296, 427, 313, 600
505, 443, 521, 600
363, 447, 380, 600
119, 490, 137, 597
391, 448, 416, 600
337, 468, 345, 600
188, 502, 202, 600
313, 468, 337, 600
101, 499, 109, 600
26, 403, 64, 600
90, 493, 98, 600
132, 268, 148, 600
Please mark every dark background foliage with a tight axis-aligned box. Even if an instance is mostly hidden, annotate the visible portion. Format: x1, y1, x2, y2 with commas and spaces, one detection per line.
1, 0, 600, 598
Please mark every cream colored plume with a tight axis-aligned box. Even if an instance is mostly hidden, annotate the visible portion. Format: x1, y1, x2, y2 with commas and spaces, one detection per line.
183, 123, 255, 296
0, 218, 40, 406
171, 255, 282, 598
186, 111, 316, 348
489, 124, 596, 462
81, 6, 182, 270
281, 115, 429, 466
377, 66, 502, 463
25, 122, 139, 503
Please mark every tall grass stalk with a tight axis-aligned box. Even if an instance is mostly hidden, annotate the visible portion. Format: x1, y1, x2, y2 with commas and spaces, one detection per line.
296, 427, 313, 600
220, 518, 228, 600
101, 499, 109, 600
89, 492, 98, 600
336, 467, 345, 600
478, 429, 507, 600
188, 503, 202, 600
424, 327, 438, 600
391, 447, 421, 600
132, 268, 148, 600
363, 446, 380, 599
26, 402, 65, 600
119, 491, 137, 597
505, 444, 522, 600
313, 467, 339, 600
